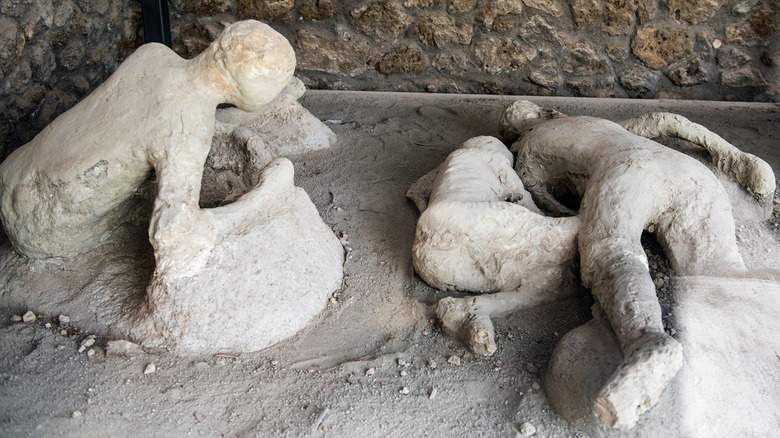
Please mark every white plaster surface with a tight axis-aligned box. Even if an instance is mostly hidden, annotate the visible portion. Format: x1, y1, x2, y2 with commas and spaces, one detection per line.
1, 93, 779, 437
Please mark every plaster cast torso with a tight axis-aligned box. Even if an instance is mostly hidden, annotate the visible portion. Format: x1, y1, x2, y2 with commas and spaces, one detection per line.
0, 44, 219, 258
512, 116, 744, 276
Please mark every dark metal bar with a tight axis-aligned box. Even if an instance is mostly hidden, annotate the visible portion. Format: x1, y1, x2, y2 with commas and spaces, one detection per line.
141, 0, 172, 47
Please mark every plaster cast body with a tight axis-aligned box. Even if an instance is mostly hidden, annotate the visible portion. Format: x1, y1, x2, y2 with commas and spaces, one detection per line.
0, 20, 295, 265
412, 101, 776, 430
0, 21, 345, 354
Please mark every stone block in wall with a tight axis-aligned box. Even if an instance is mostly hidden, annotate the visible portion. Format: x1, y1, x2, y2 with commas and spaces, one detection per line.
172, 0, 231, 15
481, 0, 524, 32
529, 61, 563, 89
404, 0, 440, 7
602, 0, 636, 36
717, 46, 751, 68
432, 51, 472, 74
377, 43, 428, 74
473, 36, 536, 73
448, 0, 477, 14
636, 0, 657, 24
666, 56, 709, 86
238, 0, 295, 23
351, 2, 413, 42
0, 18, 24, 71
416, 14, 473, 48
632, 27, 693, 70
721, 64, 767, 87
665, 0, 724, 25
296, 28, 373, 76
725, 4, 774, 46
522, 0, 564, 17
298, 0, 335, 21
518, 16, 563, 48
619, 62, 660, 94
563, 40, 607, 75
570, 0, 599, 28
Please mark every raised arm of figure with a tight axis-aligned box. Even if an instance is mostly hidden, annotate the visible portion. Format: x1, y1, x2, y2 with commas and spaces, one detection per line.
619, 112, 775, 197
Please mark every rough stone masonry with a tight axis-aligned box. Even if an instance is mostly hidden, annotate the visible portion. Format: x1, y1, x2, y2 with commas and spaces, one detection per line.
1, 1, 778, 159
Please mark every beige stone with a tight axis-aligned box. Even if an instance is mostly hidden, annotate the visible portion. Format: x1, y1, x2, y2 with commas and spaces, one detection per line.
295, 28, 372, 76
447, 0, 476, 14
665, 0, 723, 25
602, 0, 636, 35
377, 43, 428, 74
351, 1, 413, 42
570, 0, 600, 27
298, 0, 335, 21
237, 0, 295, 23
416, 14, 473, 48
522, 0, 563, 17
481, 0, 523, 32
632, 27, 693, 70
473, 36, 536, 73
726, 4, 775, 45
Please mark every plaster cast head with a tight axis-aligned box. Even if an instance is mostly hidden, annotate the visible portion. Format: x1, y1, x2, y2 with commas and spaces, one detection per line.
204, 20, 296, 112
461, 136, 514, 164
499, 100, 565, 144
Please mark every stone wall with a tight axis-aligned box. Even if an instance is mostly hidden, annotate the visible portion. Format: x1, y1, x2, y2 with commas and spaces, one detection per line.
1, 0, 778, 159
0, 0, 142, 159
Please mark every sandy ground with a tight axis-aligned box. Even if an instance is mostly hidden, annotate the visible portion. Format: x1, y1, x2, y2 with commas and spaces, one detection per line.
1, 92, 779, 437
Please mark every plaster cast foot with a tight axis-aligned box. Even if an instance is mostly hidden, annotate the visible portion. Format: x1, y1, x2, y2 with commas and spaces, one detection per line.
435, 297, 497, 355
593, 332, 683, 430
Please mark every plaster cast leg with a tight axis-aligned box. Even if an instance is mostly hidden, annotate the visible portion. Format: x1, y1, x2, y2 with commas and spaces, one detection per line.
619, 112, 775, 197
578, 180, 683, 431
435, 287, 569, 355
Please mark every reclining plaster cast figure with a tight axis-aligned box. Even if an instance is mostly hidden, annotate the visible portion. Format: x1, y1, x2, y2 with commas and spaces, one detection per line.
411, 101, 776, 430
0, 20, 344, 353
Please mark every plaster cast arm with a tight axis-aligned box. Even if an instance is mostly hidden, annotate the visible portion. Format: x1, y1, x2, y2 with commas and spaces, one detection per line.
619, 112, 776, 197
148, 145, 216, 278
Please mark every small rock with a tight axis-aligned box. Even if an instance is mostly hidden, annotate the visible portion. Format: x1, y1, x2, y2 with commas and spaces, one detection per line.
60, 330, 68, 335
365, 367, 375, 376
397, 358, 407, 367
86, 349, 95, 357
45, 323, 52, 328
429, 388, 437, 399
58, 315, 71, 325
22, 311, 36, 323
532, 382, 541, 391
526, 362, 538, 374
82, 339, 95, 348
519, 421, 536, 436
71, 411, 83, 418
144, 363, 156, 375
400, 370, 407, 377
10, 315, 22, 322
399, 386, 410, 394
106, 340, 144, 356
428, 359, 437, 369
447, 355, 461, 366
329, 297, 337, 304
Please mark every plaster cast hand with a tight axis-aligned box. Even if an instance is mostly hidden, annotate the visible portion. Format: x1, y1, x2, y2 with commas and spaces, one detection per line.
149, 204, 216, 278
435, 297, 497, 356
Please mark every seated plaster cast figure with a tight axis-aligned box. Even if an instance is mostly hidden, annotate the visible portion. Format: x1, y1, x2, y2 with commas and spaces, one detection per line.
0, 20, 295, 273
412, 102, 776, 430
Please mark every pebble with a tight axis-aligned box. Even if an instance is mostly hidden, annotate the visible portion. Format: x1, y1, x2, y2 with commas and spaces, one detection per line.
10, 315, 22, 322
45, 323, 51, 328
526, 362, 538, 374
365, 367, 375, 376
106, 340, 144, 356
22, 311, 36, 323
519, 422, 536, 436
144, 363, 156, 375
447, 355, 461, 366
532, 382, 541, 390
72, 411, 83, 419
87, 349, 95, 357
60, 330, 68, 335
399, 387, 409, 395
428, 360, 437, 369
58, 315, 71, 325
429, 388, 437, 400
400, 370, 407, 377
654, 277, 664, 288
397, 358, 407, 367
